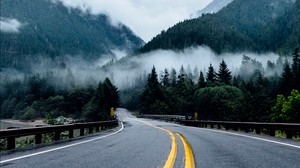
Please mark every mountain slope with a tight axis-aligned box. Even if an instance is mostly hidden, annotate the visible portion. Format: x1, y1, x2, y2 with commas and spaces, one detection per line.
0, 0, 144, 69
192, 0, 233, 17
140, 0, 298, 55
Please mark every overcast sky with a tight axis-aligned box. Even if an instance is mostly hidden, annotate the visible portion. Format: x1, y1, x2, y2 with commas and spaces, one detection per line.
56, 0, 212, 42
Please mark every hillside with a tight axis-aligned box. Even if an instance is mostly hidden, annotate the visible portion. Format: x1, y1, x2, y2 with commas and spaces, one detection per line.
0, 0, 144, 70
140, 0, 299, 55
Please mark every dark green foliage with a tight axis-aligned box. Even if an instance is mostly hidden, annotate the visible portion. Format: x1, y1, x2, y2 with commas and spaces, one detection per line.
0, 73, 119, 122
271, 90, 300, 123
206, 64, 216, 84
292, 48, 300, 90
216, 59, 232, 85
0, 0, 143, 70
194, 86, 245, 121
140, 0, 298, 55
197, 71, 206, 88
279, 61, 293, 95
83, 78, 120, 121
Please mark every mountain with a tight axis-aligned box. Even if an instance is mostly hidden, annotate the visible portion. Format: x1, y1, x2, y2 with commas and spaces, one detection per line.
191, 0, 233, 18
0, 0, 144, 70
140, 0, 299, 55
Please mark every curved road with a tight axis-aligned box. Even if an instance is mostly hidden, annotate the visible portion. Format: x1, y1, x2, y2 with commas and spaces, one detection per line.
1, 108, 300, 168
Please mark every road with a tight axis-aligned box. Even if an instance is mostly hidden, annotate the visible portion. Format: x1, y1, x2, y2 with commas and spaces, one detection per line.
1, 108, 300, 168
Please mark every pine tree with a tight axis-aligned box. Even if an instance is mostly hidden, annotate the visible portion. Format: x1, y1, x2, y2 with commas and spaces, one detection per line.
216, 59, 232, 85
162, 68, 170, 87
170, 68, 177, 87
206, 63, 216, 83
279, 61, 293, 95
292, 48, 300, 90
198, 71, 206, 88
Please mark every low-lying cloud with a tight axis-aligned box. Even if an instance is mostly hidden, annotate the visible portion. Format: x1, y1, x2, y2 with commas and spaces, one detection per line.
0, 17, 23, 33
0, 46, 285, 91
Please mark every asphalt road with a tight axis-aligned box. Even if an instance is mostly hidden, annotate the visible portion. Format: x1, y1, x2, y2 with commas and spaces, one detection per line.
1, 108, 300, 168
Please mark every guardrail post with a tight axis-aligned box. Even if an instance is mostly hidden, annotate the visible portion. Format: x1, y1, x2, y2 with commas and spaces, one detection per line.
211, 124, 214, 129
217, 124, 221, 129
7, 137, 15, 150
89, 127, 93, 134
69, 129, 73, 138
255, 129, 261, 135
54, 131, 60, 141
80, 128, 84, 136
269, 129, 275, 136
96, 126, 100, 132
286, 130, 293, 139
35, 134, 42, 144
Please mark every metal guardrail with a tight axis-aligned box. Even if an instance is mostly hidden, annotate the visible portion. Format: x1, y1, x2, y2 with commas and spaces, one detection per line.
0, 120, 118, 150
141, 114, 185, 121
141, 115, 300, 139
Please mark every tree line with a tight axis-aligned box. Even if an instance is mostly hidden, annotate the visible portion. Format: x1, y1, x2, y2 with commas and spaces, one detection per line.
0, 75, 120, 122
123, 48, 300, 123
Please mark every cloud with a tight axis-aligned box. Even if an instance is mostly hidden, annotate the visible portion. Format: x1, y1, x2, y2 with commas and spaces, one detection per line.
0, 17, 23, 33
54, 0, 212, 42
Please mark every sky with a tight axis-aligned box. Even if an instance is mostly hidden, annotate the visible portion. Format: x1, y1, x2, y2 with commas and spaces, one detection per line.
56, 0, 212, 42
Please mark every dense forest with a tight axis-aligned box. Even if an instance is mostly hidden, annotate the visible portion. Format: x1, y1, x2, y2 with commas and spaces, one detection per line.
0, 0, 143, 70
0, 74, 120, 122
140, 0, 300, 55
122, 48, 300, 123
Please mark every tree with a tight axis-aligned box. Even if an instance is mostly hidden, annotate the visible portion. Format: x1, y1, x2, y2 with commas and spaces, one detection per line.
197, 71, 206, 88
194, 86, 245, 121
292, 48, 300, 90
206, 63, 216, 83
83, 78, 119, 121
170, 68, 177, 87
141, 66, 166, 114
216, 59, 232, 85
279, 61, 293, 95
161, 68, 170, 87
271, 90, 300, 123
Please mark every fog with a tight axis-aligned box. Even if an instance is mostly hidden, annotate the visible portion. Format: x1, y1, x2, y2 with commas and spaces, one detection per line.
0, 17, 23, 33
53, 0, 212, 42
1, 46, 286, 91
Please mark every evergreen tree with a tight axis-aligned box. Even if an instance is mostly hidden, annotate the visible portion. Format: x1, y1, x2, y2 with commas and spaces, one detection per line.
198, 71, 206, 88
216, 59, 232, 85
170, 68, 177, 87
206, 63, 216, 83
279, 61, 293, 95
161, 68, 170, 87
141, 66, 166, 114
292, 48, 300, 90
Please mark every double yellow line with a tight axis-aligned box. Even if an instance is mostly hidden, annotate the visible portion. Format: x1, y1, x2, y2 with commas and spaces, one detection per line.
131, 118, 195, 168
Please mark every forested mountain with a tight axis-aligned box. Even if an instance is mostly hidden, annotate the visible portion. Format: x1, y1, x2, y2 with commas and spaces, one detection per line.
0, 0, 143, 70
140, 0, 299, 55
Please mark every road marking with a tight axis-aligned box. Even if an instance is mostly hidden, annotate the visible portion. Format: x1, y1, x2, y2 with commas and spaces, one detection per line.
186, 126, 300, 149
176, 133, 195, 168
128, 118, 177, 168
0, 121, 124, 164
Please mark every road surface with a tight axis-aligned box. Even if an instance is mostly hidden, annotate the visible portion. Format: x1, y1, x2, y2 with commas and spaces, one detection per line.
1, 108, 300, 168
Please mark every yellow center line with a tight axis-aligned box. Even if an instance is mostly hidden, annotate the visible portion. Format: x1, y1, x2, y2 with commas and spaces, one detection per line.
129, 118, 177, 168
176, 132, 196, 168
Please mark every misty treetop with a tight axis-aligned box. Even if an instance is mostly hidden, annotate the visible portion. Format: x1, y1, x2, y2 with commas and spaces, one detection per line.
122, 49, 300, 123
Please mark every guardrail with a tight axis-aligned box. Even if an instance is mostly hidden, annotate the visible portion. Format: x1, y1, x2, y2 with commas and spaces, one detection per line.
141, 114, 185, 121
141, 115, 300, 139
0, 120, 118, 150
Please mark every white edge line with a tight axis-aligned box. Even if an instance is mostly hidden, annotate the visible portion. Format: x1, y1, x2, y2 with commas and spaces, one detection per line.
0, 120, 124, 164
184, 125, 300, 149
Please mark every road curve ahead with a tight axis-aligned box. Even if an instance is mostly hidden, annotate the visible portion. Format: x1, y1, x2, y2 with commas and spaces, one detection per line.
1, 108, 300, 168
